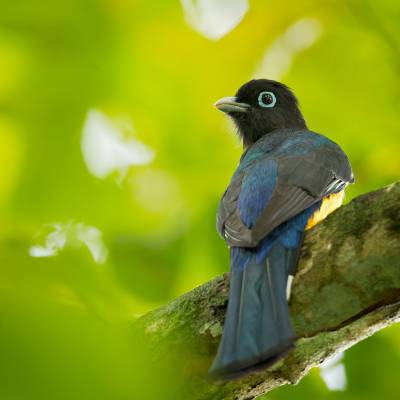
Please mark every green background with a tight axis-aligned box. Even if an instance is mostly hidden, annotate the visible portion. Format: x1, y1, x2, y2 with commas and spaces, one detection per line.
0, 0, 399, 399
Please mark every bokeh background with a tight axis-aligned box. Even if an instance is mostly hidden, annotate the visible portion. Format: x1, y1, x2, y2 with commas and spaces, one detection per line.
0, 0, 399, 399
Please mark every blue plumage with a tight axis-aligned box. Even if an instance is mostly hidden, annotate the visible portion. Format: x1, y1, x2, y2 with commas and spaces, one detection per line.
232, 133, 325, 271
231, 202, 321, 272
237, 159, 277, 229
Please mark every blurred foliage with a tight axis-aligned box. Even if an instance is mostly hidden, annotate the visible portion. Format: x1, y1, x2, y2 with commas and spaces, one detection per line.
0, 0, 399, 399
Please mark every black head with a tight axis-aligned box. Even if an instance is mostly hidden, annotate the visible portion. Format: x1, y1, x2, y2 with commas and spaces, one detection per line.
214, 79, 306, 147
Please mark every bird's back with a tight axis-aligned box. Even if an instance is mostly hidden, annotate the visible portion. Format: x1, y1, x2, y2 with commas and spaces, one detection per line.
217, 128, 353, 247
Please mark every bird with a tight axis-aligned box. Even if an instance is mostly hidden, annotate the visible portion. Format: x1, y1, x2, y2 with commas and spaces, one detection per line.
209, 79, 354, 380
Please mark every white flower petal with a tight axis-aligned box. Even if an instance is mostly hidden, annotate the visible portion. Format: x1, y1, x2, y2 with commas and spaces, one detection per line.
181, 0, 249, 40
81, 109, 154, 180
320, 352, 347, 391
29, 221, 108, 264
255, 18, 322, 80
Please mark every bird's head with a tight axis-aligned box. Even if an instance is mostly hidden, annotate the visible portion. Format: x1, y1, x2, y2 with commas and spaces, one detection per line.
214, 79, 307, 147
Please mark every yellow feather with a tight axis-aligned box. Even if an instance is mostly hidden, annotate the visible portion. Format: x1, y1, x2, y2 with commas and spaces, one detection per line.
306, 191, 344, 230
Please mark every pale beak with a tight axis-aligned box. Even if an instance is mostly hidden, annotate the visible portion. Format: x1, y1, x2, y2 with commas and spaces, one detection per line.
213, 96, 250, 113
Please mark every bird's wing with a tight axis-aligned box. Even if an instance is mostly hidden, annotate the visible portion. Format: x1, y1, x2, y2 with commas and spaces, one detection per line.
218, 135, 353, 247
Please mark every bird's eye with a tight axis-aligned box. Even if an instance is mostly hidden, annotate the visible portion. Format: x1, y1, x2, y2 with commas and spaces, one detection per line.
258, 91, 276, 108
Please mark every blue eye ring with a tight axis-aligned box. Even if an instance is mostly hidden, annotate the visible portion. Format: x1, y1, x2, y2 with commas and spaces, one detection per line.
258, 91, 276, 108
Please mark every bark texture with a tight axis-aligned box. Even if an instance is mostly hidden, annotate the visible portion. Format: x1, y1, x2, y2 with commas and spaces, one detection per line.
134, 182, 400, 400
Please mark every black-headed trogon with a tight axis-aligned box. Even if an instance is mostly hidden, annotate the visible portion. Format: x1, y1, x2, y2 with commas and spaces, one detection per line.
209, 79, 354, 380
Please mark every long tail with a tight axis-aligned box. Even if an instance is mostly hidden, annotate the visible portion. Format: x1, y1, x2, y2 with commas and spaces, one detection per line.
209, 242, 299, 380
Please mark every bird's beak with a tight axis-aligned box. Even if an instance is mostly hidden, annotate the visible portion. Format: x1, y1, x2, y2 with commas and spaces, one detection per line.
213, 96, 250, 114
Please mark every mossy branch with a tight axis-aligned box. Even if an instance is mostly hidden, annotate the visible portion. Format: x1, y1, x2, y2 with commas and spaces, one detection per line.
134, 182, 400, 400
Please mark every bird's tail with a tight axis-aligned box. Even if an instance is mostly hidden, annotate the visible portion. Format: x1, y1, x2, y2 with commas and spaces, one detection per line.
209, 242, 299, 380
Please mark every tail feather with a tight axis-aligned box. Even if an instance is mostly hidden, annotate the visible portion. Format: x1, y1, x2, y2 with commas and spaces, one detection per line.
209, 242, 297, 380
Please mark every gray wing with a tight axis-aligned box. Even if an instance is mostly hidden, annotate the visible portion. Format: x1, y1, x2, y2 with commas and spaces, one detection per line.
217, 142, 353, 248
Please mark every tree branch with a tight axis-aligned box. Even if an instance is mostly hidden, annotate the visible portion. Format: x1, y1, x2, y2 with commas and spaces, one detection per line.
134, 182, 400, 400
